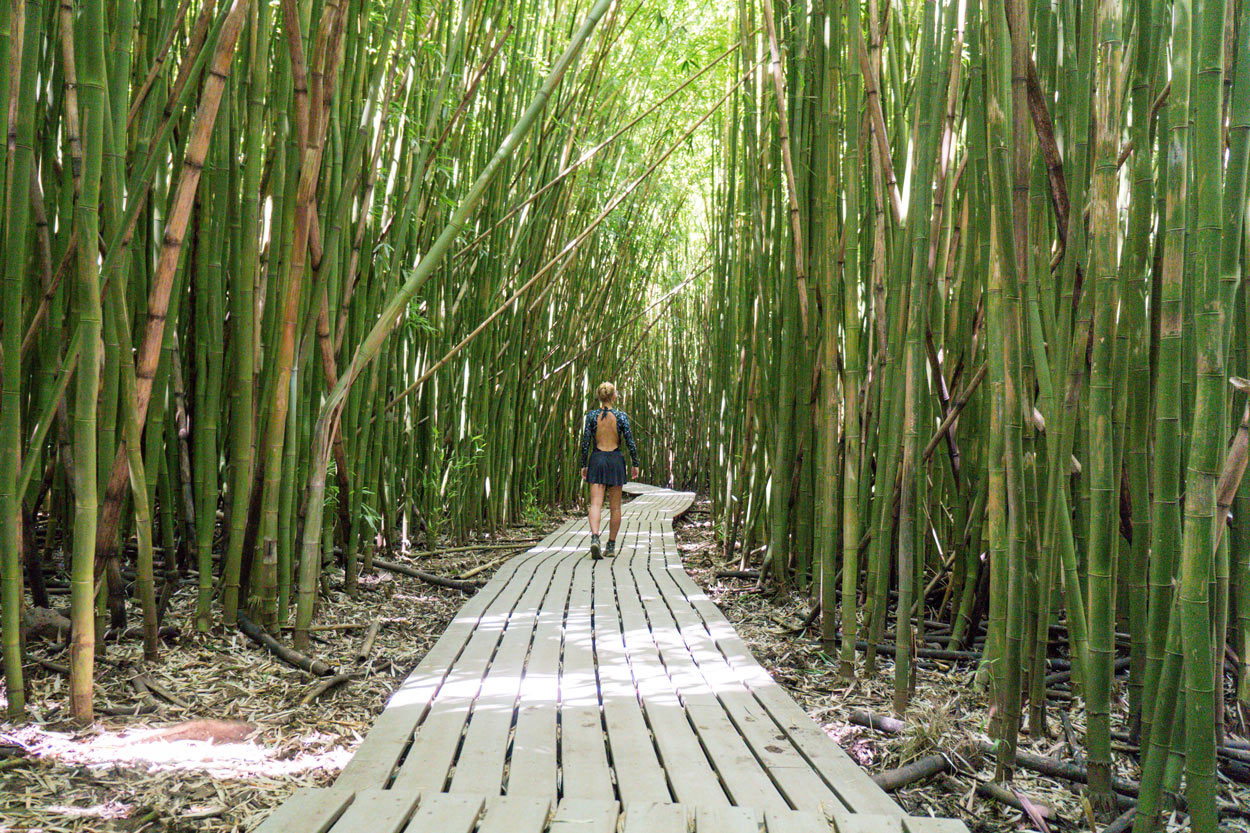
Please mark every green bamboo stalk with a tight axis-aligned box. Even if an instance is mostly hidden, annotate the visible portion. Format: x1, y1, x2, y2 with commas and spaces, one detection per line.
0, 0, 44, 718
292, 0, 617, 649
68, 0, 109, 724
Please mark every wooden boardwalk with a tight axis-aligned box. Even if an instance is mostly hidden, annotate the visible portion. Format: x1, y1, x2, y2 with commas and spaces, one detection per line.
256, 485, 968, 833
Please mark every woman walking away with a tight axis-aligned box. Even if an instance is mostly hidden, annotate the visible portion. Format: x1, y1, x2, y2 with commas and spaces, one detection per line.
580, 382, 639, 559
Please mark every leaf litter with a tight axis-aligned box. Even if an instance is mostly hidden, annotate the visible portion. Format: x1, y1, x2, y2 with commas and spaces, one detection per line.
673, 498, 1250, 833
0, 513, 572, 833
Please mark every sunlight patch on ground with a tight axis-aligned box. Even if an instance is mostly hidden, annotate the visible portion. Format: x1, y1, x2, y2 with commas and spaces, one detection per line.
0, 723, 353, 780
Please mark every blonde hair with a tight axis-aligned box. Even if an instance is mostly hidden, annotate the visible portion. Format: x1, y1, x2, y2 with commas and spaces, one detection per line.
596, 381, 617, 408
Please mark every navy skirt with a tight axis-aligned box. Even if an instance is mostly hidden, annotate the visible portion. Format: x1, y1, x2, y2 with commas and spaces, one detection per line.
587, 448, 627, 486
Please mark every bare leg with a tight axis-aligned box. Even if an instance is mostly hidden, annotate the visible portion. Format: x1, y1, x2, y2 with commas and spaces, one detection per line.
588, 483, 606, 535
608, 486, 623, 542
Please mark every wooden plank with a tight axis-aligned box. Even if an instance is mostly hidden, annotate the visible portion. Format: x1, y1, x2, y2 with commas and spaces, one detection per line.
715, 628, 901, 815
548, 799, 620, 833
901, 817, 969, 833
390, 531, 581, 794
335, 540, 564, 790
507, 539, 581, 801
558, 550, 615, 800
476, 795, 553, 833
631, 521, 789, 812
695, 806, 762, 833
620, 802, 689, 833
763, 809, 833, 833
252, 788, 354, 833
590, 520, 672, 804
828, 813, 904, 833
656, 541, 902, 817
641, 524, 843, 814
400, 793, 484, 833
328, 789, 421, 833
611, 535, 731, 808
449, 543, 571, 795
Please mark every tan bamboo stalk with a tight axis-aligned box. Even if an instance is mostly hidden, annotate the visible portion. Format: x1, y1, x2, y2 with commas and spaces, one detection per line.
91, 0, 251, 572
758, 0, 809, 333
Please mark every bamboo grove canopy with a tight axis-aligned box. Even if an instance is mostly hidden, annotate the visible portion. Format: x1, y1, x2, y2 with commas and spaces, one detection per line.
3, 0, 1250, 832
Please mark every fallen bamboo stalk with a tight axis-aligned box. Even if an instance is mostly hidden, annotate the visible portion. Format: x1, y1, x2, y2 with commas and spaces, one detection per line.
299, 671, 361, 706
939, 775, 1060, 822
715, 569, 760, 579
1102, 807, 1136, 833
355, 621, 380, 664
373, 558, 484, 592
458, 550, 525, 579
237, 613, 335, 676
871, 754, 952, 791
856, 640, 982, 661
849, 710, 907, 734
973, 739, 1138, 797
97, 702, 159, 716
33, 657, 69, 675
135, 673, 191, 709
1045, 655, 1130, 686
408, 541, 538, 558
130, 674, 163, 711
281, 622, 367, 632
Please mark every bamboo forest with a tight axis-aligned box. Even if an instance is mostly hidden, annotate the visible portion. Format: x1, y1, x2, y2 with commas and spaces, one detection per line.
1, 0, 1250, 830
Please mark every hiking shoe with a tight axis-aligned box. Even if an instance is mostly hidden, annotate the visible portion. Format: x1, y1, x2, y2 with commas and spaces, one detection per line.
604, 540, 616, 557
589, 534, 602, 560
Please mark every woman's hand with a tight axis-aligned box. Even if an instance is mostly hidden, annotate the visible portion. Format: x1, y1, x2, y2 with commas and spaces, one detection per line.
581, 467, 588, 481
631, 466, 639, 480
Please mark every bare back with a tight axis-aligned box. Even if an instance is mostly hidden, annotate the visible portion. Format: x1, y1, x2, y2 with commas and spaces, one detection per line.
594, 410, 619, 452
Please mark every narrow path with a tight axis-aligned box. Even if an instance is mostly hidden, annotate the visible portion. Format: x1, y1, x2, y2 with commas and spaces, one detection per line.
256, 485, 969, 833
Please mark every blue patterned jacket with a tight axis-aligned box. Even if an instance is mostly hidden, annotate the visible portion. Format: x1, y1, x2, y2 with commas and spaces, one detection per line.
579, 408, 638, 468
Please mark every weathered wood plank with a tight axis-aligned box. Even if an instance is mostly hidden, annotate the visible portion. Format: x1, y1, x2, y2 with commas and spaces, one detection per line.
695, 805, 762, 833
335, 538, 564, 790
591, 520, 672, 804
257, 486, 970, 833
449, 545, 570, 795
558, 551, 616, 800
475, 795, 553, 833
829, 812, 905, 833
631, 521, 789, 812
252, 788, 354, 833
901, 817, 969, 833
400, 793, 483, 833
328, 789, 420, 833
612, 533, 731, 808
620, 802, 690, 833
391, 528, 581, 793
763, 809, 833, 833
548, 799, 620, 833
656, 532, 903, 817
642, 521, 844, 813
506, 543, 580, 801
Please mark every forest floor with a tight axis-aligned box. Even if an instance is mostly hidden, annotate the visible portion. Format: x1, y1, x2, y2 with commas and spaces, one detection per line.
0, 512, 573, 833
673, 499, 1250, 833
3, 498, 1248, 832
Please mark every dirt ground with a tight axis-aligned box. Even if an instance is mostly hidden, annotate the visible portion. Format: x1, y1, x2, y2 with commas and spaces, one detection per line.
1, 497, 1246, 832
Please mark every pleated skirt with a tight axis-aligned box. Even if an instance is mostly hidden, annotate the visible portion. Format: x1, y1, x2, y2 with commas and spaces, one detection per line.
586, 448, 627, 486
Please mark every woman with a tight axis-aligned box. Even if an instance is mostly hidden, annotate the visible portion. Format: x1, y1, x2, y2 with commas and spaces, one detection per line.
579, 382, 639, 559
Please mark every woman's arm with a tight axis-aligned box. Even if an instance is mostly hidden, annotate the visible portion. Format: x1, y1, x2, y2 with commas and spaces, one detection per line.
579, 412, 594, 469
618, 411, 639, 467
